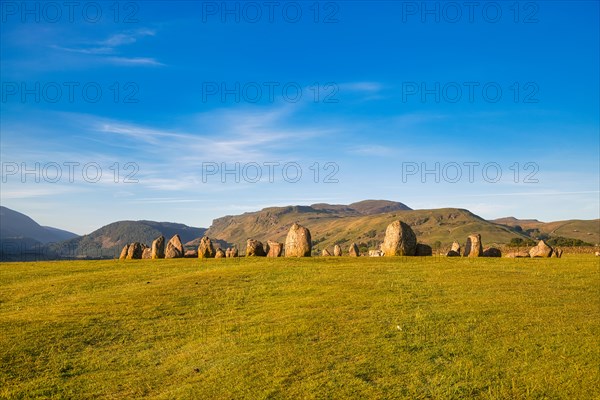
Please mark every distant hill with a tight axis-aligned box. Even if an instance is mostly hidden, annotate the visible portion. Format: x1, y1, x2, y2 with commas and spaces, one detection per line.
206, 201, 530, 254
0, 206, 79, 260
0, 206, 78, 244
491, 217, 600, 245
50, 221, 206, 259
3, 202, 597, 261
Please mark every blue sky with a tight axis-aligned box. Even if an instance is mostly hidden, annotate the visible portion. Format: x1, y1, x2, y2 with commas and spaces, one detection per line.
1, 1, 599, 234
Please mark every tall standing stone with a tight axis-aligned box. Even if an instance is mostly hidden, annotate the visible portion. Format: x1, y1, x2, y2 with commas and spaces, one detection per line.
165, 234, 184, 258
285, 223, 312, 257
126, 242, 143, 259
464, 234, 483, 257
333, 245, 342, 256
119, 244, 129, 260
198, 236, 216, 258
349, 243, 360, 257
151, 236, 165, 259
267, 240, 283, 257
451, 241, 461, 255
142, 248, 152, 259
381, 220, 417, 256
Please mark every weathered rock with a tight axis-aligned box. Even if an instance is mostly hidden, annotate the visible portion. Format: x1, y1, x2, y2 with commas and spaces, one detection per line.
198, 236, 216, 258
165, 234, 184, 258
126, 242, 143, 259
119, 244, 129, 260
446, 250, 460, 257
333, 245, 342, 256
285, 223, 312, 257
553, 248, 563, 258
229, 247, 239, 258
322, 248, 332, 256
483, 247, 502, 257
416, 243, 433, 256
451, 241, 461, 256
246, 239, 266, 257
464, 234, 483, 257
267, 240, 283, 257
506, 250, 530, 258
595, 251, 600, 257
184, 249, 198, 258
381, 220, 417, 256
151, 236, 165, 259
349, 243, 360, 257
215, 248, 226, 258
529, 240, 553, 258
142, 248, 152, 259
368, 249, 383, 257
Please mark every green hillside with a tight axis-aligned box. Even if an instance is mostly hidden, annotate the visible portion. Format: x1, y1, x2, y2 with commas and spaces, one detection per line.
207, 204, 529, 254
49, 221, 206, 259
492, 217, 600, 245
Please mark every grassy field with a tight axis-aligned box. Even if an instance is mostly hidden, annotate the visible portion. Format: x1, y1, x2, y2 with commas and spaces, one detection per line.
1, 256, 598, 399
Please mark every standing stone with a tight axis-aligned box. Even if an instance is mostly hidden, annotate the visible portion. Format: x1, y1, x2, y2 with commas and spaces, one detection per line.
215, 248, 226, 258
230, 247, 239, 258
142, 248, 152, 259
119, 244, 130, 260
285, 223, 312, 257
529, 240, 553, 258
126, 242, 143, 259
416, 243, 433, 256
322, 248, 332, 256
349, 243, 360, 257
381, 220, 417, 256
267, 240, 283, 257
451, 241, 461, 256
246, 239, 266, 257
333, 245, 342, 257
446, 250, 460, 257
198, 236, 216, 258
165, 234, 184, 258
553, 248, 563, 258
464, 234, 483, 257
225, 248, 231, 258
151, 236, 165, 259
483, 247, 502, 257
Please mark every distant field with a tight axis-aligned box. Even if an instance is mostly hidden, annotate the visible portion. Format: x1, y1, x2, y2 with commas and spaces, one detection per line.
1, 257, 598, 399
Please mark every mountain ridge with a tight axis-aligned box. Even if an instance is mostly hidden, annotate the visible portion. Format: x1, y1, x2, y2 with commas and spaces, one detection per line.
1, 201, 598, 260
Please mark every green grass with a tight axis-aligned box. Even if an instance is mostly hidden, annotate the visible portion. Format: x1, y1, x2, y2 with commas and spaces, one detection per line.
1, 256, 598, 399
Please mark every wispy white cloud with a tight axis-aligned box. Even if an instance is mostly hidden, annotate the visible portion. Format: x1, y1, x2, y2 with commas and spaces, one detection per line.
51, 28, 162, 67
52, 45, 114, 55
346, 144, 397, 157
339, 81, 384, 93
106, 56, 164, 66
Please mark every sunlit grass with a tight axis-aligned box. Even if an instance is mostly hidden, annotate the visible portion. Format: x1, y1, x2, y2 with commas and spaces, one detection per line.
1, 256, 598, 399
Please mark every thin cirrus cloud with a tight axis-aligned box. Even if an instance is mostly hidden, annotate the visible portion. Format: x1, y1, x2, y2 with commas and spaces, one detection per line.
50, 28, 162, 66
75, 104, 333, 166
